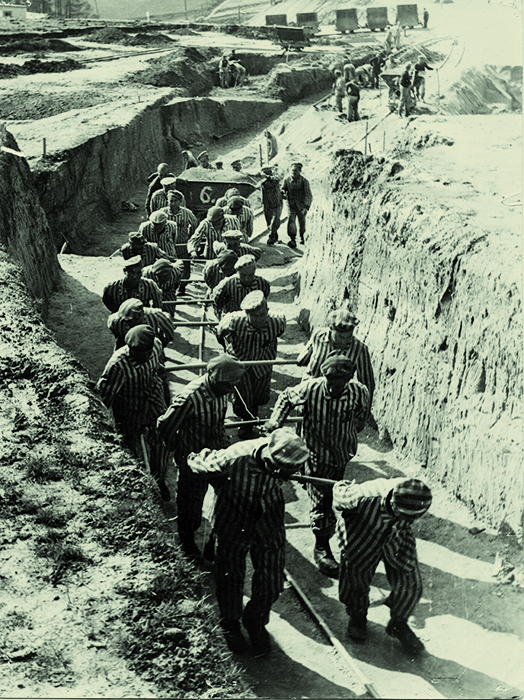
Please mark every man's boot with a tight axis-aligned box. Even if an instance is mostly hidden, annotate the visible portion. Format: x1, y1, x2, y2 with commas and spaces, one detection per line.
221, 620, 247, 653
178, 527, 201, 563
346, 613, 367, 642
242, 603, 271, 656
386, 617, 425, 654
313, 533, 339, 579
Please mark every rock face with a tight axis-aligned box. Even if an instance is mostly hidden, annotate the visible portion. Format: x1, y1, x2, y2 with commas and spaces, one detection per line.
299, 148, 523, 536
0, 125, 60, 305
265, 64, 334, 103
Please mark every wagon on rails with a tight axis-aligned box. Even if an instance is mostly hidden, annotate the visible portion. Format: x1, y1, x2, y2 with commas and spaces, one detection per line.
175, 168, 258, 221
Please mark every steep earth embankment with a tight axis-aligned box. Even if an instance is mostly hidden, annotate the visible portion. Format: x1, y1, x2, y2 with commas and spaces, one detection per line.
299, 118, 523, 537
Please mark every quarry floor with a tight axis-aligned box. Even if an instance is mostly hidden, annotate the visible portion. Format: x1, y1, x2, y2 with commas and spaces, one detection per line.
1, 3, 523, 698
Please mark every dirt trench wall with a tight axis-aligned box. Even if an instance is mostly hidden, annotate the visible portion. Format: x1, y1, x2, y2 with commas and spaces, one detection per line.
299, 150, 523, 536
28, 96, 284, 253
0, 125, 60, 304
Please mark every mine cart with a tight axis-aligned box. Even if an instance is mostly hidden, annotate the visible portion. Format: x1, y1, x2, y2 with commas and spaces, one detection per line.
274, 25, 311, 50
265, 13, 287, 26
335, 9, 359, 33
396, 4, 419, 28
366, 6, 388, 31
296, 12, 319, 34
175, 168, 258, 221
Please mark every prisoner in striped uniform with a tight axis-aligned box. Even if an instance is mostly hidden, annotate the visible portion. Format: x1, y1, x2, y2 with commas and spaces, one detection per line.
107, 298, 175, 350
157, 355, 246, 561
203, 249, 238, 291
188, 207, 241, 260
212, 254, 270, 320
225, 196, 254, 241
121, 231, 174, 267
333, 477, 432, 654
144, 163, 173, 217
138, 211, 178, 261
149, 176, 183, 213
297, 308, 375, 419
213, 229, 262, 260
216, 291, 286, 439
142, 258, 185, 305
102, 256, 163, 313
281, 162, 313, 248
261, 166, 283, 244
160, 190, 198, 293
97, 325, 171, 500
266, 355, 369, 579
188, 429, 309, 654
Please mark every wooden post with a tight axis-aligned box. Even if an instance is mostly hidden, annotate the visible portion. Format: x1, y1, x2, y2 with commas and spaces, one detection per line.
364, 120, 369, 155
42, 138, 46, 158
383, 129, 386, 152
259, 143, 263, 167
198, 303, 206, 375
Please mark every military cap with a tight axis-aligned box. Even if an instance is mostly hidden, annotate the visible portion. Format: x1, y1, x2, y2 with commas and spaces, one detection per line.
222, 230, 243, 240
266, 428, 309, 470
292, 162, 303, 170
160, 176, 176, 187
150, 210, 167, 224
228, 196, 243, 211
392, 479, 432, 518
129, 231, 145, 244
241, 289, 265, 311
207, 353, 246, 382
320, 354, 355, 378
123, 255, 142, 269
152, 258, 172, 273
235, 254, 256, 271
207, 206, 224, 223
117, 298, 143, 320
125, 324, 155, 350
328, 309, 359, 331
198, 150, 209, 159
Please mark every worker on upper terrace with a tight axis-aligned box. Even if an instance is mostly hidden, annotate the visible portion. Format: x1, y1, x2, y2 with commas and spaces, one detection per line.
412, 54, 433, 101
213, 229, 262, 261
198, 150, 214, 169
355, 64, 372, 88
107, 298, 175, 350
281, 162, 313, 249
216, 290, 286, 439
332, 69, 346, 113
121, 231, 174, 267
399, 62, 413, 117
261, 166, 283, 246
370, 53, 386, 89
187, 428, 310, 654
188, 206, 241, 260
159, 190, 198, 295
142, 258, 185, 304
265, 355, 369, 580
97, 325, 170, 501
346, 80, 361, 122
343, 62, 356, 83
212, 254, 270, 321
150, 176, 183, 213
203, 249, 239, 291
102, 256, 163, 313
225, 196, 253, 241
297, 308, 375, 418
157, 354, 247, 561
145, 162, 174, 217
264, 130, 278, 161
334, 477, 432, 654
393, 20, 402, 50
230, 61, 247, 87
423, 7, 429, 28
218, 54, 230, 88
181, 149, 199, 171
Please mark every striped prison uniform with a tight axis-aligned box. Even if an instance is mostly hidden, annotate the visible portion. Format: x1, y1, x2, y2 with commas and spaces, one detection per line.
333, 478, 423, 622
160, 206, 199, 284
149, 189, 186, 213
281, 174, 313, 241
261, 176, 283, 239
299, 328, 375, 416
188, 437, 285, 625
97, 338, 169, 479
102, 278, 163, 314
121, 241, 173, 267
157, 374, 230, 539
138, 221, 178, 261
203, 259, 234, 291
226, 205, 253, 241
269, 377, 369, 536
107, 307, 175, 350
187, 216, 241, 260
213, 241, 262, 260
142, 261, 185, 303
212, 274, 271, 320
216, 310, 286, 419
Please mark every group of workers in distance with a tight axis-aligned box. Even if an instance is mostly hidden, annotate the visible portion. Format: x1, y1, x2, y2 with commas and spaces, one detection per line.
95, 152, 433, 661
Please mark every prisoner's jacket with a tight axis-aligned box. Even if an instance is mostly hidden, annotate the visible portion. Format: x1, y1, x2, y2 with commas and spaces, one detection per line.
333, 478, 418, 572
212, 274, 270, 319
102, 278, 162, 313
149, 189, 187, 213
270, 377, 369, 467
97, 337, 166, 425
188, 437, 285, 546
188, 216, 241, 259
121, 241, 173, 267
261, 177, 283, 210
107, 307, 175, 350
299, 328, 375, 411
142, 262, 185, 303
138, 221, 178, 260
159, 206, 198, 245
226, 204, 253, 241
203, 259, 233, 290
281, 174, 313, 211
213, 241, 262, 261
157, 374, 229, 457
216, 311, 286, 379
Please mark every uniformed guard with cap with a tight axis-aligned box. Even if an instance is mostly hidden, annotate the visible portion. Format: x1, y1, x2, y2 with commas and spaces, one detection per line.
120, 231, 174, 267
212, 254, 270, 320
203, 249, 239, 291
225, 196, 253, 241
266, 354, 369, 578
102, 256, 163, 313
260, 166, 283, 245
188, 207, 241, 260
281, 162, 313, 248
333, 477, 432, 654
298, 308, 375, 420
213, 229, 262, 261
150, 176, 181, 213
188, 428, 310, 655
97, 324, 171, 500
107, 298, 175, 350
216, 290, 286, 439
157, 354, 246, 561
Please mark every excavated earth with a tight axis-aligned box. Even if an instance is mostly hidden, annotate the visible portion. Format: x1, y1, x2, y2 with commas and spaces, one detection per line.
0, 3, 523, 698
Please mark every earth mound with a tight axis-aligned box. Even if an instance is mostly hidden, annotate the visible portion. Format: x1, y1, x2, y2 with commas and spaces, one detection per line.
0, 38, 81, 55
131, 47, 221, 93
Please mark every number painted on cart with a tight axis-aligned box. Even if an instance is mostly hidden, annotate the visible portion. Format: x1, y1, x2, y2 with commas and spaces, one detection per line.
200, 186, 214, 204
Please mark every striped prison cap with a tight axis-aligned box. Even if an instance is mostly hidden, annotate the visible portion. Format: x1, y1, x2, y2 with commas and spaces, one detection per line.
207, 354, 246, 382
320, 354, 355, 378
267, 428, 309, 471
241, 289, 265, 311
117, 298, 143, 319
392, 479, 432, 518
125, 324, 155, 351
235, 254, 256, 271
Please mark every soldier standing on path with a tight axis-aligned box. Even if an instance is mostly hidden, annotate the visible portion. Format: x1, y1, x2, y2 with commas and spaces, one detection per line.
187, 429, 310, 654
157, 355, 247, 561
423, 8, 429, 28
265, 355, 369, 579
281, 162, 313, 248
260, 166, 283, 246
